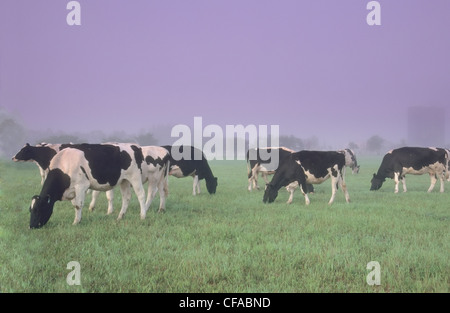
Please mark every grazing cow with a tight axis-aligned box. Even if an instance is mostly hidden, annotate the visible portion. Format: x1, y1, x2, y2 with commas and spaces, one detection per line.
370, 147, 449, 193
285, 148, 359, 204
89, 146, 170, 214
12, 143, 62, 185
263, 150, 350, 205
246, 147, 294, 191
161, 145, 217, 195
29, 143, 148, 228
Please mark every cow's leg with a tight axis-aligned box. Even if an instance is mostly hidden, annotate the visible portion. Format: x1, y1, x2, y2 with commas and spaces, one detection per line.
88, 190, 99, 212
394, 172, 400, 193
157, 176, 168, 213
252, 167, 260, 190
192, 175, 199, 195
428, 173, 437, 193
248, 164, 256, 191
39, 167, 46, 185
400, 176, 407, 192
252, 174, 258, 190
247, 177, 253, 191
105, 189, 114, 214
145, 178, 158, 209
117, 180, 132, 220
439, 172, 445, 193
133, 181, 149, 220
300, 184, 310, 205
262, 172, 270, 184
286, 182, 297, 204
339, 176, 350, 203
196, 176, 201, 194
328, 176, 338, 205
71, 184, 89, 225
89, 190, 114, 214
71, 199, 83, 225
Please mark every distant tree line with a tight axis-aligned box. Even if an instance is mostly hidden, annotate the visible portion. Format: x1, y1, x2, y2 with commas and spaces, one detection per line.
0, 107, 438, 159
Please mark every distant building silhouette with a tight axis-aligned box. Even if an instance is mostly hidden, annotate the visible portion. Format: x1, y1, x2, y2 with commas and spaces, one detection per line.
407, 106, 445, 147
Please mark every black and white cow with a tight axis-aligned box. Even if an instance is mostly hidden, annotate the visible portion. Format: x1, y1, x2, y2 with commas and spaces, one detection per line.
29, 143, 148, 228
285, 148, 359, 204
12, 143, 63, 185
444, 149, 450, 181
370, 147, 449, 193
340, 148, 360, 175
263, 150, 350, 205
162, 145, 218, 195
246, 147, 294, 191
89, 145, 170, 214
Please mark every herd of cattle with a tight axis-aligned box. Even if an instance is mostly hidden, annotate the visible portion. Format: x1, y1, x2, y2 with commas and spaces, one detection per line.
10, 143, 450, 229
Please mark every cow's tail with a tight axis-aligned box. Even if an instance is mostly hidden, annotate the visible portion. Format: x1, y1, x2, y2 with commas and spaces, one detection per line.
163, 154, 171, 188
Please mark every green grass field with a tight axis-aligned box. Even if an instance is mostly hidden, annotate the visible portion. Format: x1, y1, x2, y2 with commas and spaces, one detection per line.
0, 157, 448, 292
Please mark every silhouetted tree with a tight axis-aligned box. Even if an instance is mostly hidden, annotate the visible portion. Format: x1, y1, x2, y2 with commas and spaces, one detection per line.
279, 135, 304, 151
0, 115, 26, 158
366, 135, 384, 154
135, 131, 158, 146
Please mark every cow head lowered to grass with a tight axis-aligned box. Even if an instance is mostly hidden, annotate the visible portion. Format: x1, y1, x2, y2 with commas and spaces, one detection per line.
29, 168, 71, 228
29, 143, 148, 229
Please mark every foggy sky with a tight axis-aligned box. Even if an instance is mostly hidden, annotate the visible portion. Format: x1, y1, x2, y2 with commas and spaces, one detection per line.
1, 0, 449, 148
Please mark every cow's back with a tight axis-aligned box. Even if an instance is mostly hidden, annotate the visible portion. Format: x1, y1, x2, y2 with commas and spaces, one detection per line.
55, 143, 142, 187
292, 151, 345, 175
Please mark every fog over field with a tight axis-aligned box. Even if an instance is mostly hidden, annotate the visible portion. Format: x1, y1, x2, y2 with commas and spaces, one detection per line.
1, 1, 449, 156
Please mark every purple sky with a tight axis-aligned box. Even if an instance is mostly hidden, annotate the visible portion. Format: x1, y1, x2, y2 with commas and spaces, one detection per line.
1, 0, 449, 147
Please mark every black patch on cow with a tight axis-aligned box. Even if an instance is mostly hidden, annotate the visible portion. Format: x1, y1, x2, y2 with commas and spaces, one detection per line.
30, 168, 71, 228
131, 145, 144, 173
331, 167, 338, 177
246, 147, 292, 178
80, 166, 89, 180
145, 154, 170, 174
291, 151, 345, 179
61, 144, 132, 186
162, 145, 218, 194
13, 143, 57, 170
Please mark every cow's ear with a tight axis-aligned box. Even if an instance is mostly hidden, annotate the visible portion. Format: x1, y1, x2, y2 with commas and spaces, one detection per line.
26, 143, 30, 147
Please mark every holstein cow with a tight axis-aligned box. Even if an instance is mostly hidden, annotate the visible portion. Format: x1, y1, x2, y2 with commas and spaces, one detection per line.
445, 149, 450, 181
12, 143, 63, 185
370, 147, 449, 193
340, 148, 360, 175
246, 147, 294, 191
263, 150, 350, 205
161, 145, 217, 195
29, 143, 148, 228
285, 149, 359, 204
89, 145, 170, 214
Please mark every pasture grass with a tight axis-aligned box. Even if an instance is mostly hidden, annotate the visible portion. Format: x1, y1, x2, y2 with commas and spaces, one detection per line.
0, 157, 448, 292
